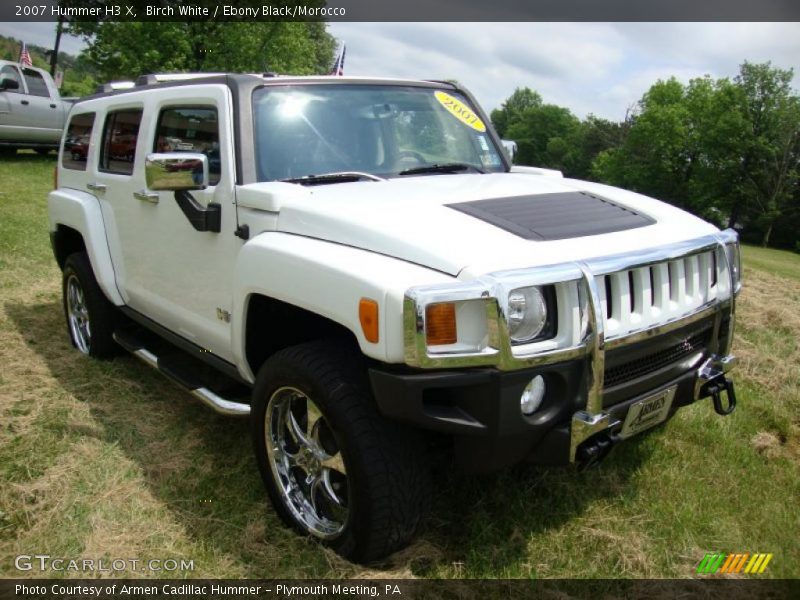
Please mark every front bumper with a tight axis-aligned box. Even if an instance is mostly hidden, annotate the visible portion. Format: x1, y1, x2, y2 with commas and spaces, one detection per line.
372, 305, 737, 472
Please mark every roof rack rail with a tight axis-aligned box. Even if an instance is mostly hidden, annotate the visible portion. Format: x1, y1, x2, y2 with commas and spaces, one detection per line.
96, 81, 135, 93
424, 79, 458, 88
134, 73, 225, 86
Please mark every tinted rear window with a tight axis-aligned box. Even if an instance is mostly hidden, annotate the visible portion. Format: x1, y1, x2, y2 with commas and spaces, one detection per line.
22, 68, 49, 98
62, 112, 95, 171
100, 109, 143, 175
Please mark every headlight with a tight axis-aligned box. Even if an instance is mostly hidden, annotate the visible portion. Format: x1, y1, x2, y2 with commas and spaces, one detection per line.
507, 286, 548, 343
725, 242, 742, 293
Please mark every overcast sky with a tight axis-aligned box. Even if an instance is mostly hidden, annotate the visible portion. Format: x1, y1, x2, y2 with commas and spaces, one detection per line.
2, 21, 798, 120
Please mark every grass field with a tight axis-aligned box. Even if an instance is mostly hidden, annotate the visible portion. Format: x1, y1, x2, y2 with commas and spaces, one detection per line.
0, 153, 798, 579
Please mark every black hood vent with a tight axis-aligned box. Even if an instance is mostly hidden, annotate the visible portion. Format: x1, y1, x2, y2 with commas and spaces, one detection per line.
446, 191, 655, 241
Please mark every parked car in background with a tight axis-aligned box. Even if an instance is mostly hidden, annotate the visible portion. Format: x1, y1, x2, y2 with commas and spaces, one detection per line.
0, 59, 75, 154
64, 133, 90, 161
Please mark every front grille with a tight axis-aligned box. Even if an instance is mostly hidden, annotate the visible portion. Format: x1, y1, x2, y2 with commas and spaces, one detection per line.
604, 328, 712, 388
596, 249, 723, 340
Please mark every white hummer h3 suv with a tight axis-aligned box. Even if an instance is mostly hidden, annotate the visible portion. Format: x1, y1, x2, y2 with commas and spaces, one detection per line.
48, 73, 741, 562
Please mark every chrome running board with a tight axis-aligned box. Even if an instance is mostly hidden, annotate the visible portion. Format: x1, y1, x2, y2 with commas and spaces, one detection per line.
112, 331, 250, 417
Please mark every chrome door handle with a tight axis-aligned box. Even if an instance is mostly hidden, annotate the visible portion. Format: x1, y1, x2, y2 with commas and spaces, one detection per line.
86, 182, 107, 192
133, 190, 159, 203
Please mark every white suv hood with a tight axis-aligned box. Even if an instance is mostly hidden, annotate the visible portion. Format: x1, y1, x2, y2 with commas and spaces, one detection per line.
245, 173, 719, 277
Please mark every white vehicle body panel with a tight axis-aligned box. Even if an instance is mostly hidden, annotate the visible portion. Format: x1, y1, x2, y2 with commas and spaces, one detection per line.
75, 84, 239, 360
253, 173, 718, 278
232, 232, 454, 382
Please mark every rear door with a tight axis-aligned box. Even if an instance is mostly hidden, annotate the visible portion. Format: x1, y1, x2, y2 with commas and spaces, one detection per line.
91, 85, 240, 361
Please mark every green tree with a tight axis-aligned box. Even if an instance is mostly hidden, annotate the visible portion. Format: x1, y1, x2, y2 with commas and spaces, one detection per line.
67, 20, 336, 82
592, 78, 696, 209
505, 103, 580, 170
590, 66, 800, 247
492, 87, 623, 178
561, 115, 627, 180
730, 62, 800, 246
490, 87, 542, 138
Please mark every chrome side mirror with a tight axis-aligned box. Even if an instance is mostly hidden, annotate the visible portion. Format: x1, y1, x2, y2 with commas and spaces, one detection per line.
145, 153, 209, 191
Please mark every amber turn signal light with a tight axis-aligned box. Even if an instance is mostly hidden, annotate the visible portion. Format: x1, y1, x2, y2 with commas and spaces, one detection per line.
359, 298, 380, 343
425, 302, 457, 345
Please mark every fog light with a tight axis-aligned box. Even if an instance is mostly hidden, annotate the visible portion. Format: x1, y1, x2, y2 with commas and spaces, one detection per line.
520, 375, 546, 415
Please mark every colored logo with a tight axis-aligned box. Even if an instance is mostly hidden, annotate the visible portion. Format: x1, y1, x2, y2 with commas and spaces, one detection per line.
434, 91, 486, 132
696, 552, 773, 574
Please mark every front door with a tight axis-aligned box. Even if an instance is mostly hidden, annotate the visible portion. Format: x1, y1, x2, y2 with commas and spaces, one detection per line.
90, 85, 240, 361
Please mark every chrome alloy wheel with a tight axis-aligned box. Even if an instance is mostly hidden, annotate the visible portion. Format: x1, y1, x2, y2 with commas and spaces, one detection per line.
265, 386, 349, 538
66, 274, 91, 354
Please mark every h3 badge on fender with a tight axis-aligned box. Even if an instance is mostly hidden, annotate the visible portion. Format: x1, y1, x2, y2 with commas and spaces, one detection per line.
620, 385, 677, 439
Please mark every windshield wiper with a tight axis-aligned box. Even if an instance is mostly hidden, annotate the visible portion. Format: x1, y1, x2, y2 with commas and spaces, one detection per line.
398, 163, 485, 176
279, 172, 385, 186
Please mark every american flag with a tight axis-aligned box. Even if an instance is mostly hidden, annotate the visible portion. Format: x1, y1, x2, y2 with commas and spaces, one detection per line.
19, 42, 32, 67
329, 43, 346, 76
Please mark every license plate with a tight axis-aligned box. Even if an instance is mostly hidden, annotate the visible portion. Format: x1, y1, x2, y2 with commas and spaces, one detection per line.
619, 386, 677, 439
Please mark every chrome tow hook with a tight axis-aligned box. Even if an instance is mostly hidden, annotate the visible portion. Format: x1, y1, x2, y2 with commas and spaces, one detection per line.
705, 376, 737, 416
695, 355, 738, 416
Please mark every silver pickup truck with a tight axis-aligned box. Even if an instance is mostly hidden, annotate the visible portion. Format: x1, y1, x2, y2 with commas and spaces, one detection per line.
0, 60, 74, 154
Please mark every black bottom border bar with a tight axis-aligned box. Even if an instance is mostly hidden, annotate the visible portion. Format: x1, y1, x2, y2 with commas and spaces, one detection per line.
2, 579, 799, 600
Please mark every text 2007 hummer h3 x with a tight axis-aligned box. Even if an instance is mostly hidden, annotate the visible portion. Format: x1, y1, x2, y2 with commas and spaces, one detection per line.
48, 73, 741, 562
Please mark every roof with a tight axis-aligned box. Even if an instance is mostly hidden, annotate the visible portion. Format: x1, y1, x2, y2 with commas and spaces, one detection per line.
77, 72, 456, 103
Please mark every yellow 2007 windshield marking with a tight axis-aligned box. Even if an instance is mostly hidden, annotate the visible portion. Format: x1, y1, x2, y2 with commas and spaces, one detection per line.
434, 91, 486, 132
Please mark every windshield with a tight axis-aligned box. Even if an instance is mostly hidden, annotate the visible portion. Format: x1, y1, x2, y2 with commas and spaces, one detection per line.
252, 84, 507, 182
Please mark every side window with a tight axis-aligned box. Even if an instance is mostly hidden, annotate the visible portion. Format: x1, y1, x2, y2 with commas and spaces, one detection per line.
0, 65, 23, 94
22, 68, 49, 98
100, 109, 143, 176
154, 106, 221, 185
62, 112, 95, 171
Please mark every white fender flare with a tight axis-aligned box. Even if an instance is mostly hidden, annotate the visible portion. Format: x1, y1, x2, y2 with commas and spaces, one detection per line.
47, 189, 124, 306
231, 232, 454, 382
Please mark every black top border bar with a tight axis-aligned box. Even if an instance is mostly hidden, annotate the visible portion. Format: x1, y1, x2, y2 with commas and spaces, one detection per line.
2, 0, 800, 22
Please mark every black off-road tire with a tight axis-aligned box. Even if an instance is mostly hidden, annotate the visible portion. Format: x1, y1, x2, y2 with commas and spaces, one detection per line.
62, 252, 119, 358
251, 340, 430, 563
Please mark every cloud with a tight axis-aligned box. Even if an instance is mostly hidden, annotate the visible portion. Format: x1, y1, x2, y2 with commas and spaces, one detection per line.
330, 22, 627, 117
330, 22, 800, 120
3, 20, 798, 121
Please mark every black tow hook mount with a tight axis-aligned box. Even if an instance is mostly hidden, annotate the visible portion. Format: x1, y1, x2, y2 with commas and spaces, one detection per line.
705, 376, 737, 416
576, 433, 617, 471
